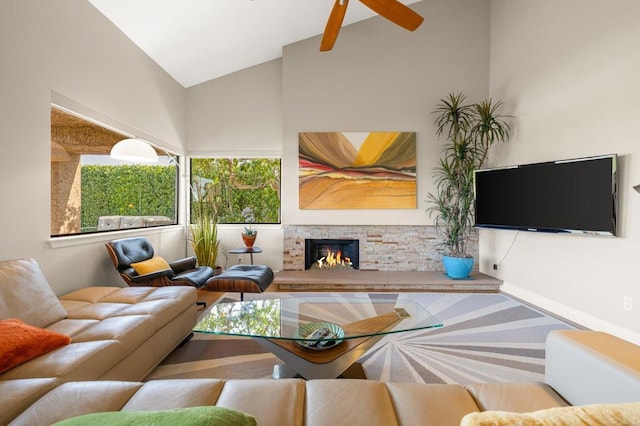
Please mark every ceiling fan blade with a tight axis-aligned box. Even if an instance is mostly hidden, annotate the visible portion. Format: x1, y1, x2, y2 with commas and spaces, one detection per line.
358, 0, 424, 31
320, 0, 349, 52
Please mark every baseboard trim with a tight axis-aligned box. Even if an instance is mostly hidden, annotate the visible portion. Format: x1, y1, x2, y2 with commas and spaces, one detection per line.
501, 282, 640, 346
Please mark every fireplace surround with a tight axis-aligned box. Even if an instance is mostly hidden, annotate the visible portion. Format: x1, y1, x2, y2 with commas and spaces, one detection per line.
283, 225, 479, 272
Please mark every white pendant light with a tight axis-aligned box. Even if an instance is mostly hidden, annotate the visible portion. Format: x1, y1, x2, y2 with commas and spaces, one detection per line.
110, 138, 158, 163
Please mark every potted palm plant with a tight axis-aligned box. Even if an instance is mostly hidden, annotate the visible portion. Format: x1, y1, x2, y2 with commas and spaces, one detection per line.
189, 180, 221, 272
427, 93, 512, 279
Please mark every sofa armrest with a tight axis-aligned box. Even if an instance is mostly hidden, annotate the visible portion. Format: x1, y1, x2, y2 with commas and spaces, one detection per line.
170, 257, 197, 273
545, 330, 640, 405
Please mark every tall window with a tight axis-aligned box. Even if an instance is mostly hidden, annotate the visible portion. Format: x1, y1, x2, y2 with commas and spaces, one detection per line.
190, 158, 281, 224
50, 107, 178, 236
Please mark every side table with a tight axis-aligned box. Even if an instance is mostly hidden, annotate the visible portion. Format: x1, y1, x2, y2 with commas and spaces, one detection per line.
229, 246, 263, 265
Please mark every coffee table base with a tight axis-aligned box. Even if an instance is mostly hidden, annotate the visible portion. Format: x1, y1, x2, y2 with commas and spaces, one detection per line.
272, 362, 366, 379
254, 334, 384, 380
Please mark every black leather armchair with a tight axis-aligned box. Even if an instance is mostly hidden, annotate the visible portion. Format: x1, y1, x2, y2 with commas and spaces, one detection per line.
105, 237, 214, 288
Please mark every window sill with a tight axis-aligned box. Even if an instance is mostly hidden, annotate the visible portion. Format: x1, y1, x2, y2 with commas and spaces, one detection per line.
48, 225, 185, 249
216, 224, 283, 231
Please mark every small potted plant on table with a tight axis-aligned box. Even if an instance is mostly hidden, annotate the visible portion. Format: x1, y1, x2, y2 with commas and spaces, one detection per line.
241, 207, 257, 248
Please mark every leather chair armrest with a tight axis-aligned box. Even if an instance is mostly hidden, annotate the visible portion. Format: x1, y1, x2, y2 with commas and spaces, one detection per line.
120, 268, 138, 280
170, 257, 198, 273
130, 269, 174, 283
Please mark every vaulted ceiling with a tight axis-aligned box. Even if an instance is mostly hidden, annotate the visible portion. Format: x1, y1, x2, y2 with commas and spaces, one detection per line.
89, 0, 422, 88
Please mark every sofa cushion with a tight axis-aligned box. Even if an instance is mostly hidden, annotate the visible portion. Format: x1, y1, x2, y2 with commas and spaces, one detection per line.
387, 383, 480, 425
13, 379, 301, 426
0, 378, 60, 426
123, 379, 226, 410
130, 256, 172, 275
460, 402, 640, 426
0, 258, 67, 328
10, 286, 198, 383
305, 379, 400, 426
465, 382, 568, 412
0, 340, 121, 381
2, 286, 192, 383
11, 381, 146, 425
0, 318, 71, 374
58, 286, 195, 328
52, 406, 257, 426
214, 379, 305, 426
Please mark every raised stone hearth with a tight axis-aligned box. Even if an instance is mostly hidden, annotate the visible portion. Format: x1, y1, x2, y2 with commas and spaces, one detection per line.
274, 270, 502, 293
280, 225, 491, 292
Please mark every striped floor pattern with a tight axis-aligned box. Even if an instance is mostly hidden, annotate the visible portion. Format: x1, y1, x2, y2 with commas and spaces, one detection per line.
146, 292, 577, 384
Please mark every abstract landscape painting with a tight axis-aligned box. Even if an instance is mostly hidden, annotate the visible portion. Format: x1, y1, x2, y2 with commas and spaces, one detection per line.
299, 132, 416, 209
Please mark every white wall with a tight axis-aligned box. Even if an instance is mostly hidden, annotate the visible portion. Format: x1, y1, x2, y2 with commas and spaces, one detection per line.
282, 0, 490, 225
0, 0, 187, 294
186, 0, 491, 271
187, 59, 283, 155
186, 59, 284, 269
488, 0, 640, 343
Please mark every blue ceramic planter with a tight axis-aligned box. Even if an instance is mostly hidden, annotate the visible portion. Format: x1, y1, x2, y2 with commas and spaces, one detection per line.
443, 255, 474, 279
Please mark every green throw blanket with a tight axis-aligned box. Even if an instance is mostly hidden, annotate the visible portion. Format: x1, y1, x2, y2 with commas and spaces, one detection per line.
53, 406, 257, 426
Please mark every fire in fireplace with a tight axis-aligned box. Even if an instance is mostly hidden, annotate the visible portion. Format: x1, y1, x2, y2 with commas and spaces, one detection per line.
305, 239, 359, 270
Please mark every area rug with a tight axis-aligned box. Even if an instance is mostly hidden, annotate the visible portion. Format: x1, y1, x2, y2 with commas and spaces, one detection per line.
145, 292, 578, 384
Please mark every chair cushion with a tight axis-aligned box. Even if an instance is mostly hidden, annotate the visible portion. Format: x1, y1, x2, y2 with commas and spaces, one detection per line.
108, 238, 155, 270
52, 406, 257, 426
205, 265, 274, 293
0, 258, 68, 328
172, 266, 215, 288
0, 318, 71, 374
131, 256, 172, 275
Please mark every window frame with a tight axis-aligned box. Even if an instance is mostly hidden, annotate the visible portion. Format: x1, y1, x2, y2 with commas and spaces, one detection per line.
50, 101, 181, 238
188, 156, 282, 226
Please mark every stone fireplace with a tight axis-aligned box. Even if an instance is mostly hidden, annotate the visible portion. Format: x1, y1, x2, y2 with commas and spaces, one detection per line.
304, 238, 360, 270
283, 225, 479, 272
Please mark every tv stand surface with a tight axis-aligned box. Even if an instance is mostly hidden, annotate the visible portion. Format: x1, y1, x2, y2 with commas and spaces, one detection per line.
274, 270, 501, 293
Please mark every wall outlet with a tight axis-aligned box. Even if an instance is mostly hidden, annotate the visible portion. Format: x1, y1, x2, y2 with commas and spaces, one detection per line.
623, 296, 634, 312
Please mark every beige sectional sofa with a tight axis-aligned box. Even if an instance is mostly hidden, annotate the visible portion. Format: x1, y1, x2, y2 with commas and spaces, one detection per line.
0, 258, 197, 425
2, 258, 640, 425
5, 330, 640, 426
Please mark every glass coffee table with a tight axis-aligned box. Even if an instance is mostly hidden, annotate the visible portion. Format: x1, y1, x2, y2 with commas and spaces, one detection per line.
193, 294, 443, 379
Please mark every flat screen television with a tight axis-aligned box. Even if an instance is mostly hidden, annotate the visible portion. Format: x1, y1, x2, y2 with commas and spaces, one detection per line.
474, 154, 617, 236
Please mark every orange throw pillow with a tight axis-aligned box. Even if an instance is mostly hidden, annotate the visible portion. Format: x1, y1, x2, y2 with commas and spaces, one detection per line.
0, 318, 71, 374
130, 256, 172, 275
